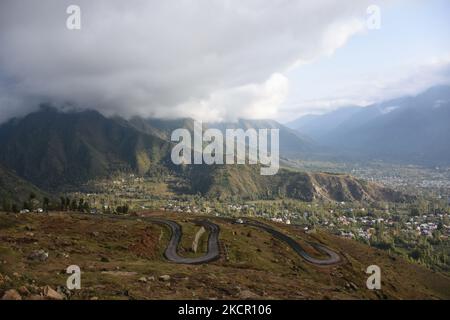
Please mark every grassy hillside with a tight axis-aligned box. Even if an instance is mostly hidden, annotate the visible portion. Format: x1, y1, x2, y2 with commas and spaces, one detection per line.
0, 164, 47, 204
0, 212, 448, 300
187, 164, 409, 203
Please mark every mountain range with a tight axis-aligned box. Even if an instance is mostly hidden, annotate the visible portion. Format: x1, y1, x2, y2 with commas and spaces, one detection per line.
0, 106, 172, 190
0, 106, 406, 204
287, 85, 450, 165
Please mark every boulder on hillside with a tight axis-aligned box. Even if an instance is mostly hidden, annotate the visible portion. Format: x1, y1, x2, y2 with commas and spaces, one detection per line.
2, 289, 22, 300
27, 250, 49, 262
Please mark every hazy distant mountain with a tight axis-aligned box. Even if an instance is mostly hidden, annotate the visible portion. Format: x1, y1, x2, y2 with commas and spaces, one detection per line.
206, 119, 314, 156
285, 114, 320, 130
291, 85, 450, 165
285, 106, 361, 139
128, 116, 315, 156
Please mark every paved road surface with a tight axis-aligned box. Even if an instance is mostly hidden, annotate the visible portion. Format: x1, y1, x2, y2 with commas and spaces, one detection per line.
241, 219, 341, 265
95, 214, 220, 264
146, 218, 221, 264
96, 213, 339, 265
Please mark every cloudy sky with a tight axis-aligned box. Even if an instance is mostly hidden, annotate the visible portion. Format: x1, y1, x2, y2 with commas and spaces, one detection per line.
0, 0, 449, 123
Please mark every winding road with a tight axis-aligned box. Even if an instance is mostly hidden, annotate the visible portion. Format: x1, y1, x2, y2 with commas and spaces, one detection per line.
146, 218, 220, 264
98, 213, 340, 266
240, 219, 341, 265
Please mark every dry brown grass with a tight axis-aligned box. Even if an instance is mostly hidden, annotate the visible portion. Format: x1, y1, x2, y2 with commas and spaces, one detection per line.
0, 211, 448, 300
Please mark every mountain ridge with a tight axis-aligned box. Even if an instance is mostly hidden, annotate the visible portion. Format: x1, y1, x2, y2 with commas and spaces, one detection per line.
0, 106, 407, 203
289, 85, 450, 165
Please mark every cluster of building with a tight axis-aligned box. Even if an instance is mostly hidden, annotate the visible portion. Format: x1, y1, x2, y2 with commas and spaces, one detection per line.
404, 213, 447, 237
160, 201, 203, 214
19, 208, 44, 214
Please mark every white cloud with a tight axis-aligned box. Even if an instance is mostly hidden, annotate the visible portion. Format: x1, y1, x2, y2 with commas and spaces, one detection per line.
280, 56, 450, 119
172, 73, 289, 122
321, 18, 366, 57
0, 0, 378, 122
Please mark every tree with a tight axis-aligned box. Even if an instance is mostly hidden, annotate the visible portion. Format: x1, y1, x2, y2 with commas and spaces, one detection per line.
116, 204, 129, 214
1, 198, 12, 212
417, 199, 428, 215
70, 199, 78, 211
410, 207, 420, 217
60, 197, 66, 211
43, 197, 50, 212
22, 201, 30, 210
78, 198, 85, 211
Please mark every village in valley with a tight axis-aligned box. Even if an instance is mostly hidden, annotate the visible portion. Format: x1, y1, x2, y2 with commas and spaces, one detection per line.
42, 170, 449, 274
